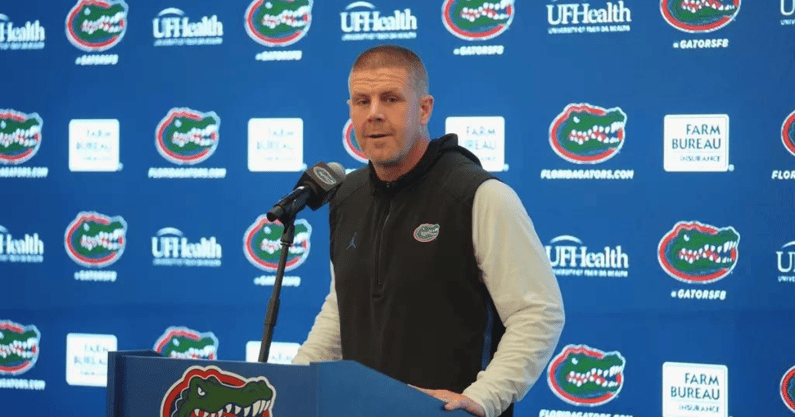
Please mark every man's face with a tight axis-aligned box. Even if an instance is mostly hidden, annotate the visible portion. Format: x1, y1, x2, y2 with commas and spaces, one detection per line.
348, 66, 432, 168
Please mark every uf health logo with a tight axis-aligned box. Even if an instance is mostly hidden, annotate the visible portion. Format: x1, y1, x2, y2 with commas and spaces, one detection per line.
245, 0, 312, 46
160, 366, 276, 417
442, 0, 514, 41
660, 0, 740, 33
65, 0, 128, 51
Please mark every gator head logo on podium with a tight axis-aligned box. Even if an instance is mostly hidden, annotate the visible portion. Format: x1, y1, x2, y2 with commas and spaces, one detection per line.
156, 108, 220, 165
547, 344, 625, 406
342, 119, 367, 164
549, 104, 627, 164
661, 0, 740, 33
442, 0, 514, 41
782, 365, 795, 413
65, 0, 129, 51
658, 221, 740, 284
0, 110, 42, 165
154, 327, 219, 360
245, 0, 313, 47
64, 212, 127, 268
243, 216, 312, 272
0, 320, 40, 376
781, 109, 795, 157
161, 366, 276, 417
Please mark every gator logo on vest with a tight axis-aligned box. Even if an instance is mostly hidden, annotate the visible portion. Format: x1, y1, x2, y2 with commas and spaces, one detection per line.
414, 224, 440, 243
154, 327, 218, 360
161, 366, 275, 417
0, 110, 42, 165
781, 365, 795, 413
245, 0, 313, 47
547, 344, 625, 407
342, 119, 367, 163
156, 108, 220, 165
549, 104, 627, 164
660, 0, 740, 33
64, 212, 127, 268
658, 221, 739, 284
243, 216, 311, 272
442, 0, 514, 41
781, 110, 795, 157
65, 0, 128, 52
0, 320, 40, 376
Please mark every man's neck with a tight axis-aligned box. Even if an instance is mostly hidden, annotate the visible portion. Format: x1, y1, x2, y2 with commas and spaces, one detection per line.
372, 137, 430, 182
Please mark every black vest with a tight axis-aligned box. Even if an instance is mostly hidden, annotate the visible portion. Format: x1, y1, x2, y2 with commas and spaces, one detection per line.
329, 135, 513, 416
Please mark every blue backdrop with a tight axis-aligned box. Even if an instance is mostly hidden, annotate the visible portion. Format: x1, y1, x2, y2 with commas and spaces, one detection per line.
1, 0, 794, 416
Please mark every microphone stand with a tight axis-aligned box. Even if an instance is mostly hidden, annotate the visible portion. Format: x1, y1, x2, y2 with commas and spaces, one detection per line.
257, 214, 295, 363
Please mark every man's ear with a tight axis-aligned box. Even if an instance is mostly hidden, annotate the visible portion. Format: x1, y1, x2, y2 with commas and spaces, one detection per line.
420, 95, 434, 126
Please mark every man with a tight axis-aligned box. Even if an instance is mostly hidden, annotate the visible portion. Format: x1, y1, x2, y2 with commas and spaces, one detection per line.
292, 45, 565, 417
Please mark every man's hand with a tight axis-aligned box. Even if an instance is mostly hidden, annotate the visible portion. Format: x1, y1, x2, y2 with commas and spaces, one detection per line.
411, 386, 486, 417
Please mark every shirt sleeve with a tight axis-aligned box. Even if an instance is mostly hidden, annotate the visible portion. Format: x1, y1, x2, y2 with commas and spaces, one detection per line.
291, 262, 343, 364
461, 179, 566, 417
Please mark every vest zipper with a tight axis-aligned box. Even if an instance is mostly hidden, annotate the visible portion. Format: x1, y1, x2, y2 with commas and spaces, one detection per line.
374, 194, 392, 290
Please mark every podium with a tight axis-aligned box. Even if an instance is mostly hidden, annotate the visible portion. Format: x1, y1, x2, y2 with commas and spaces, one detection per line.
107, 350, 472, 417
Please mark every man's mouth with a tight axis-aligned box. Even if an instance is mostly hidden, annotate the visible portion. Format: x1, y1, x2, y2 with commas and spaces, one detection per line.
368, 133, 390, 139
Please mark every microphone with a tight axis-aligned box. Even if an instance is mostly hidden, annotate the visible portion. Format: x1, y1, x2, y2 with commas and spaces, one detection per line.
266, 162, 346, 223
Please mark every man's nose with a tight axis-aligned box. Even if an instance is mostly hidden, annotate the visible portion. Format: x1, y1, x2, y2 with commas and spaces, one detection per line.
368, 100, 384, 120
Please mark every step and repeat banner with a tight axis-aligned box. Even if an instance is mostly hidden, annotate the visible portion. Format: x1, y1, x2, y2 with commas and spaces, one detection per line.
1, 0, 794, 416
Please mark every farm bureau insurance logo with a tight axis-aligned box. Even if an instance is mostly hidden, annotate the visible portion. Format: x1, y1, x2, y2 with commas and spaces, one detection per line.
542, 103, 634, 180
547, 0, 632, 35
248, 118, 305, 172
0, 109, 47, 179
0, 13, 45, 50
342, 118, 368, 164
782, 365, 795, 413
244, 216, 311, 287
544, 344, 628, 411
64, 211, 126, 283
0, 224, 44, 263
777, 239, 795, 284
545, 235, 629, 278
152, 7, 223, 47
663, 362, 728, 417
68, 119, 121, 172
664, 114, 730, 172
154, 327, 218, 360
160, 366, 275, 417
149, 108, 225, 179
663, 0, 739, 50
773, 109, 795, 181
0, 320, 45, 391
65, 333, 117, 387
245, 0, 311, 62
442, 0, 513, 56
659, 221, 738, 301
341, 1, 417, 41
152, 227, 222, 267
65, 0, 127, 66
445, 116, 507, 172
